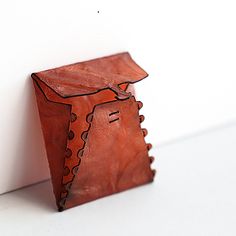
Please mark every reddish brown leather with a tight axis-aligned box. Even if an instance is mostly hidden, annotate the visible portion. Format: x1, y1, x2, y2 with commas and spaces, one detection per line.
32, 52, 155, 211
34, 52, 148, 98
66, 97, 154, 208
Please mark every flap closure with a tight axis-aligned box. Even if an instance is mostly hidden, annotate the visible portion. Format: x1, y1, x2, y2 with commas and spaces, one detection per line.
32, 52, 148, 98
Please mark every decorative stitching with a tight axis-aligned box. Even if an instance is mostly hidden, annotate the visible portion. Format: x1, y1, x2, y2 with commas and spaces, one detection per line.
136, 100, 155, 176
58, 96, 155, 211
58, 110, 94, 211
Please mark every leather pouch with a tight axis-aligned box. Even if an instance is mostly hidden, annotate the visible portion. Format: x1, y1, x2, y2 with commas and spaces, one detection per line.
32, 52, 155, 211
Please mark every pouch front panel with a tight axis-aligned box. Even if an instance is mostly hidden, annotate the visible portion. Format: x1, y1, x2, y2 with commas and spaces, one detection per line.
66, 96, 154, 209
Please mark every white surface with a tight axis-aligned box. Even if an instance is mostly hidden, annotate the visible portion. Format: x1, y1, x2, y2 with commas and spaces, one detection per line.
1, 0, 236, 194
1, 123, 236, 236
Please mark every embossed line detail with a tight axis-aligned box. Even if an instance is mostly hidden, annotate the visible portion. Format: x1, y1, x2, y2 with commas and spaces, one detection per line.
109, 110, 119, 116
109, 110, 120, 123
109, 118, 119, 123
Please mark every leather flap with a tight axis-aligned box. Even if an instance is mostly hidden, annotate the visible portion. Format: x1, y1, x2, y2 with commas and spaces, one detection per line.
32, 52, 148, 98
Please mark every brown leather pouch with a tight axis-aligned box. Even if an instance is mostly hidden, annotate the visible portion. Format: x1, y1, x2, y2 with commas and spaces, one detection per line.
32, 52, 155, 211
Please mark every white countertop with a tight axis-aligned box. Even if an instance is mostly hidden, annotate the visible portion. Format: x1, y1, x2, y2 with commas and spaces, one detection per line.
1, 123, 236, 236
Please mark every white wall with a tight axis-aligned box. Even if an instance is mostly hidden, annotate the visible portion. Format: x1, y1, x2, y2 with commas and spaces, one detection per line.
1, 0, 236, 194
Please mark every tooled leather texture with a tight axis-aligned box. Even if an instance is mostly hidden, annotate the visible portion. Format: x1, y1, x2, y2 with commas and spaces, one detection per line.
32, 52, 155, 211
33, 52, 148, 98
